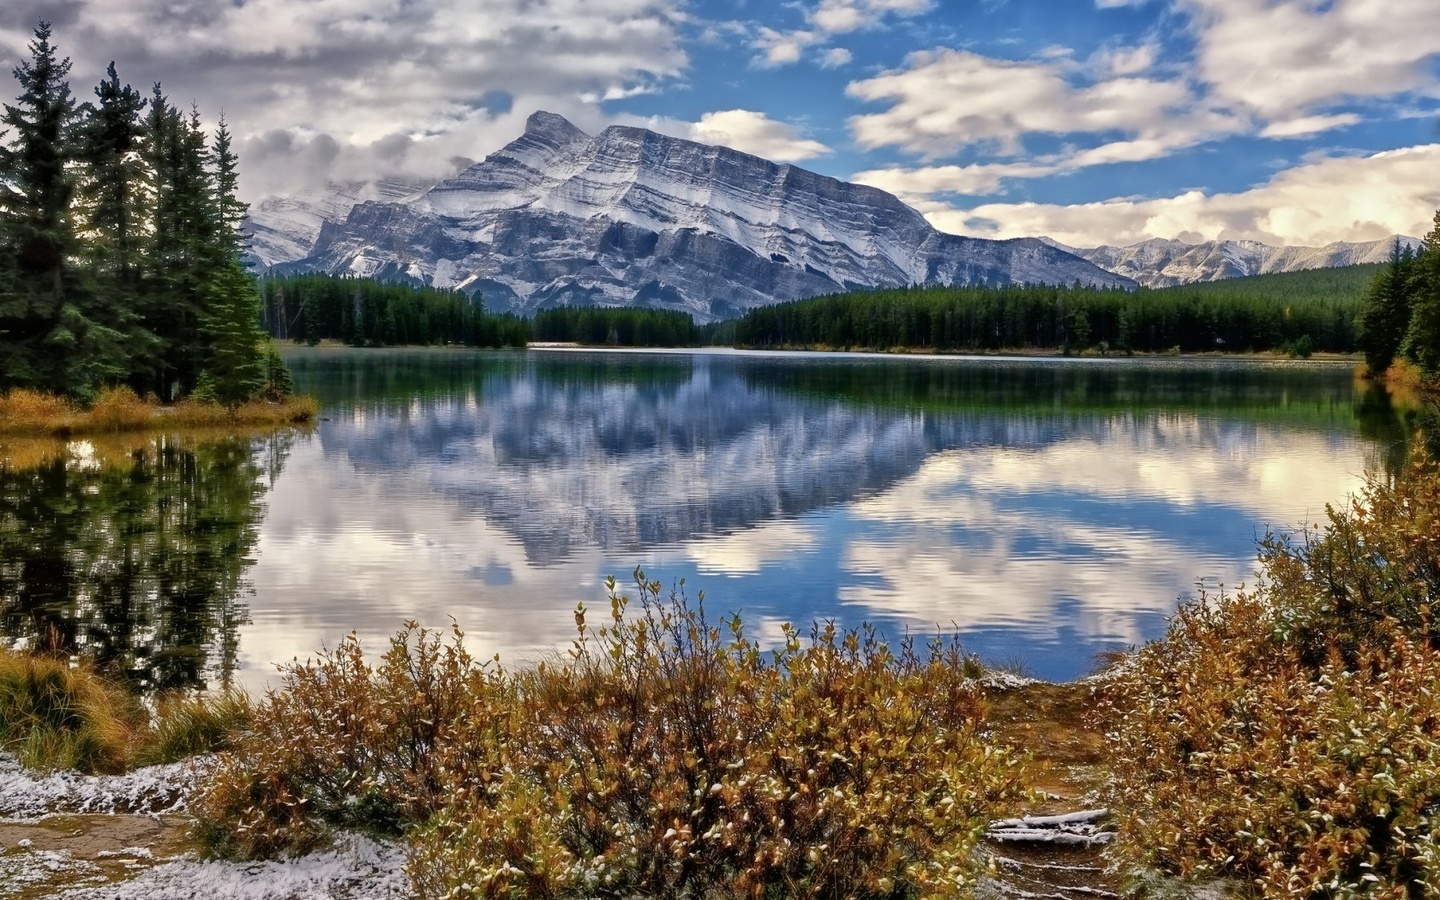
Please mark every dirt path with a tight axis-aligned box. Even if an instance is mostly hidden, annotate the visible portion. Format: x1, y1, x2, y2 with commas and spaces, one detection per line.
980, 679, 1121, 899
0, 815, 193, 899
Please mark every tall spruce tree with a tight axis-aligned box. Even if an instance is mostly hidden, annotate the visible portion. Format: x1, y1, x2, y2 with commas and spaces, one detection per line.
199, 115, 268, 405
1359, 239, 1416, 376
1404, 212, 1440, 375
0, 22, 127, 396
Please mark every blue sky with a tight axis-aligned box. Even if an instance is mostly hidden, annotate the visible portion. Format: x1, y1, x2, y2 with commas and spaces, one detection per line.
2, 0, 1438, 247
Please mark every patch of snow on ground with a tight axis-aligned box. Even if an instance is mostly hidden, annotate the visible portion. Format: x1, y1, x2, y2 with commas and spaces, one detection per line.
0, 847, 102, 887
0, 752, 210, 820
978, 670, 1043, 690
57, 833, 411, 900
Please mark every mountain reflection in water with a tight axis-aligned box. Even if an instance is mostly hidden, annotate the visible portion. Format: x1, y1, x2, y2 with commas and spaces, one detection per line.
1, 350, 1421, 690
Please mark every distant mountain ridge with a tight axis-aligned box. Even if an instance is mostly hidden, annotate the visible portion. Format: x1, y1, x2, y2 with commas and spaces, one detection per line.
244, 111, 1132, 321
1048, 235, 1420, 289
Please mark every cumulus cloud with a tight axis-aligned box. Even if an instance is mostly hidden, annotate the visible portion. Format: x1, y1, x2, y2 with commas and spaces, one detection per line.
1259, 113, 1363, 140
845, 48, 1223, 159
926, 144, 1440, 248
750, 0, 932, 67
686, 110, 832, 161
1183, 0, 1440, 119
641, 109, 832, 162
853, 161, 1063, 198
753, 26, 822, 67
0, 0, 688, 200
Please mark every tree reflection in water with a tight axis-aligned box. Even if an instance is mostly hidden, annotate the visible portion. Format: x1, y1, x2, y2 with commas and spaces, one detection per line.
0, 432, 293, 692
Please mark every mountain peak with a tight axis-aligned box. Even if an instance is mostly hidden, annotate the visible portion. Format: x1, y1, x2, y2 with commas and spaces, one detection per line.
524, 110, 590, 143
251, 112, 1132, 318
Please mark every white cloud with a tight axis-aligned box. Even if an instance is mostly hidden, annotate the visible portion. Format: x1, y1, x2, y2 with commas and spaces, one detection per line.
846, 48, 1213, 159
750, 0, 932, 67
0, 0, 688, 200
752, 26, 822, 67
811, 0, 935, 34
1089, 41, 1158, 77
928, 144, 1440, 248
685, 109, 832, 161
853, 160, 1064, 198
1259, 113, 1363, 140
1183, 0, 1440, 119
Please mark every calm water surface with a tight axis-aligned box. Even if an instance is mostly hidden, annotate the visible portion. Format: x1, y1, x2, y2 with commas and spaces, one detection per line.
1, 347, 1417, 688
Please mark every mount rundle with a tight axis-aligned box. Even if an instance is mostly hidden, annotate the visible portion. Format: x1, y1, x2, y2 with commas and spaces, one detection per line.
248, 111, 1132, 320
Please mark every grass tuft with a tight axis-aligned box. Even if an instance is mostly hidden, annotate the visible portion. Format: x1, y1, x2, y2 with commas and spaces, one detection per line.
137, 690, 252, 767
0, 651, 144, 774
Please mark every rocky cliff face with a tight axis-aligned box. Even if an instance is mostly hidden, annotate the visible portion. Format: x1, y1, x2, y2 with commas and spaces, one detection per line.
249, 111, 1133, 321
1050, 235, 1419, 289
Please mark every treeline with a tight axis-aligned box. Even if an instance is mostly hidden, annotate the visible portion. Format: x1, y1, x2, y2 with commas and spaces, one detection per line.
1359, 219, 1440, 377
530, 306, 700, 347
0, 23, 284, 404
734, 279, 1362, 355
259, 274, 526, 348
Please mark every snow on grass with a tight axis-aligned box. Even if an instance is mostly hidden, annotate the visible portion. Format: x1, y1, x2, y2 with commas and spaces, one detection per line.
0, 752, 211, 820
55, 833, 410, 900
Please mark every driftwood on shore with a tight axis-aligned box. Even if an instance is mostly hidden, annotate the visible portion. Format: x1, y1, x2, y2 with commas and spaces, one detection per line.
987, 808, 1113, 847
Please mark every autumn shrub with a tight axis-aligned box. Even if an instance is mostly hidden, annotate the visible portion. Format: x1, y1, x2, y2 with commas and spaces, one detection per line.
194, 576, 1022, 897
86, 385, 154, 431
1102, 446, 1440, 898
0, 649, 145, 773
407, 574, 1021, 900
0, 388, 77, 432
191, 622, 509, 859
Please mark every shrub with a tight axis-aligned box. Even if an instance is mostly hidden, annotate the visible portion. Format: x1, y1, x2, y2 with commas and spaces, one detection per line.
1101, 446, 1440, 898
86, 386, 154, 431
191, 622, 508, 859
0, 649, 144, 773
195, 577, 1024, 898
410, 583, 1017, 900
0, 388, 76, 431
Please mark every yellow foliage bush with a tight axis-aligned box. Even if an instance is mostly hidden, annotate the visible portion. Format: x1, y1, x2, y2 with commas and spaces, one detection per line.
0, 388, 77, 430
195, 576, 1025, 898
1101, 446, 1440, 898
86, 386, 154, 431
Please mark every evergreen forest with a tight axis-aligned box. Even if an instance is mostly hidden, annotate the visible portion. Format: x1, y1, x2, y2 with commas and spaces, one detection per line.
1358, 216, 1440, 377
259, 273, 527, 348
0, 23, 281, 404
733, 271, 1373, 355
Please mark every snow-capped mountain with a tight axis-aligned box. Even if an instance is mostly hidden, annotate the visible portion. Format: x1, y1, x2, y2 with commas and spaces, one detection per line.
245, 177, 434, 269
248, 111, 1132, 321
1049, 235, 1420, 289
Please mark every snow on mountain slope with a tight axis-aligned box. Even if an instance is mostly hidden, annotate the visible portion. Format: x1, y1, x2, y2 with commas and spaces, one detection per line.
1059, 235, 1420, 288
250, 112, 1132, 321
245, 178, 433, 268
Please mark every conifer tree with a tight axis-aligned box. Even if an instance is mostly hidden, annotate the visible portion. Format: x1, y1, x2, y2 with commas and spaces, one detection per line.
198, 115, 269, 405
1404, 212, 1440, 375
0, 22, 127, 396
78, 62, 147, 285
1359, 239, 1416, 376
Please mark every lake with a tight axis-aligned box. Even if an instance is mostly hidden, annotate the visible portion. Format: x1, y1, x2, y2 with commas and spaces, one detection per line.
0, 347, 1418, 689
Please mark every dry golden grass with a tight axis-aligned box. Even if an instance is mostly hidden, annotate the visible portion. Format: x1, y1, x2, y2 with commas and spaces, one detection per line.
0, 388, 318, 437
0, 647, 253, 775
0, 650, 145, 774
